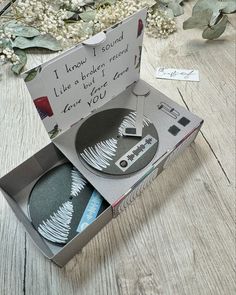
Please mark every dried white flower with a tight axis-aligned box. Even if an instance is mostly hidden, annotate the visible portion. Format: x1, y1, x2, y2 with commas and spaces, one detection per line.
146, 8, 176, 38
0, 31, 20, 63
6, 0, 177, 50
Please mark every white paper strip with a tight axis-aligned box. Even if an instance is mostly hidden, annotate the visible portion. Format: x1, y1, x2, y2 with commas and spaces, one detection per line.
156, 67, 200, 82
115, 134, 157, 172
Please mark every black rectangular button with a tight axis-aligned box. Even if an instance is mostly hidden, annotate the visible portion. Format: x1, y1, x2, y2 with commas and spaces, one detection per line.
178, 117, 190, 127
168, 125, 180, 136
125, 128, 136, 134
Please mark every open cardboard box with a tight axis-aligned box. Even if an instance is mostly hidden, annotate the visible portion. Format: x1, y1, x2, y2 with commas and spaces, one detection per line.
0, 9, 203, 267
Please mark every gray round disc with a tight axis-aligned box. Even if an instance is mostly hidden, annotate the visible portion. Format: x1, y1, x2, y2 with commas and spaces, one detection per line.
28, 163, 108, 246
75, 108, 159, 176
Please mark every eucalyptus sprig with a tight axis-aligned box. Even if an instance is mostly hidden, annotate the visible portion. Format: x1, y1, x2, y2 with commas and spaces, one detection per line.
183, 0, 236, 39
0, 20, 62, 75
158, 0, 185, 17
0, 0, 180, 77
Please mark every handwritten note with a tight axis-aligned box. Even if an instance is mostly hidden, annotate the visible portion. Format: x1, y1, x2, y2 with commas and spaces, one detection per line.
24, 9, 147, 137
156, 67, 200, 82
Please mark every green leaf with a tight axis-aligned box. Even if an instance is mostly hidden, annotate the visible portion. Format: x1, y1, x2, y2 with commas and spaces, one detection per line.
168, 1, 184, 17
96, 0, 116, 7
4, 21, 40, 38
77, 0, 95, 6
202, 15, 228, 39
63, 11, 76, 20
13, 34, 62, 51
48, 125, 61, 139
0, 62, 3, 81
159, 0, 171, 4
164, 7, 175, 19
192, 0, 228, 26
11, 49, 27, 74
24, 66, 42, 82
79, 10, 96, 22
144, 0, 156, 7
159, 0, 184, 17
183, 9, 213, 29
222, 1, 236, 13
0, 38, 12, 49
78, 22, 94, 37
135, 46, 142, 69
192, 0, 226, 15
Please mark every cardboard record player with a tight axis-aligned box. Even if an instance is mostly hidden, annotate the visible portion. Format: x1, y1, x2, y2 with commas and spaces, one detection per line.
0, 8, 203, 266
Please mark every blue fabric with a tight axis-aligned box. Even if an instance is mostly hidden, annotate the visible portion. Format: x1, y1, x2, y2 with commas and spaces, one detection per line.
76, 190, 103, 233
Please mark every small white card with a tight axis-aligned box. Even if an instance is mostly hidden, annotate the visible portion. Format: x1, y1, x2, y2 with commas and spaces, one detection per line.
156, 67, 200, 82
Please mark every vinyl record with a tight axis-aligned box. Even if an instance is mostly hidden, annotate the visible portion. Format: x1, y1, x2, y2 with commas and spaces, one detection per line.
75, 108, 159, 176
28, 163, 108, 246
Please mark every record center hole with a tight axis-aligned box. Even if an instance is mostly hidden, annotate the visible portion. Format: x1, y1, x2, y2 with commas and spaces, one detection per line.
120, 160, 128, 168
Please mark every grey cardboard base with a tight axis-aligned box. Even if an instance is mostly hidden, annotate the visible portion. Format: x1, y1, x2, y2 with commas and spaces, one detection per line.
0, 144, 113, 266
0, 79, 203, 267
54, 79, 203, 208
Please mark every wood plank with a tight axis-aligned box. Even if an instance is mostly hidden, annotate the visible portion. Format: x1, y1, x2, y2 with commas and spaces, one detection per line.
0, 2, 235, 295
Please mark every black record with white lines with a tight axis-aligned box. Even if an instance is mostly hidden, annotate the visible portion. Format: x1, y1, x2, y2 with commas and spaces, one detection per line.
76, 108, 159, 176
28, 163, 108, 246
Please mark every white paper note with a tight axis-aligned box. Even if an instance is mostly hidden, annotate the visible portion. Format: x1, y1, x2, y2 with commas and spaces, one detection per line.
156, 67, 200, 82
24, 9, 147, 138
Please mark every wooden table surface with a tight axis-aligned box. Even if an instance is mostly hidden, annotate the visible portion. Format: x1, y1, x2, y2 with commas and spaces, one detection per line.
0, 3, 235, 295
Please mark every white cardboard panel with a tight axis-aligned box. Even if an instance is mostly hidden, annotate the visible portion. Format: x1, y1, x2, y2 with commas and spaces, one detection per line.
24, 9, 147, 139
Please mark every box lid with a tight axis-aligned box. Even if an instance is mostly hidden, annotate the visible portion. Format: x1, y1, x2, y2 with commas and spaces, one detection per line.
23, 9, 147, 139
